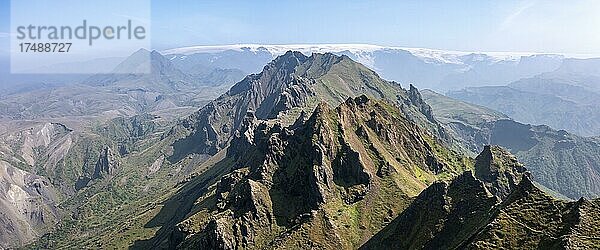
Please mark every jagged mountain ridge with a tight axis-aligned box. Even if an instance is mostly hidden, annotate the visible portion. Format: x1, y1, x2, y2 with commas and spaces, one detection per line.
4, 50, 452, 249
136, 95, 469, 249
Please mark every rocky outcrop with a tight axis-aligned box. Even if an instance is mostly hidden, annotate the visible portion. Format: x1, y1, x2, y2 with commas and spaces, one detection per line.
92, 146, 119, 179
474, 145, 527, 200
407, 84, 435, 123
75, 146, 120, 190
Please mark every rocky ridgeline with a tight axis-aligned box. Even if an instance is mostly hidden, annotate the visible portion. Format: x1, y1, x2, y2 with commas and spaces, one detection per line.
161, 95, 467, 249
362, 146, 600, 249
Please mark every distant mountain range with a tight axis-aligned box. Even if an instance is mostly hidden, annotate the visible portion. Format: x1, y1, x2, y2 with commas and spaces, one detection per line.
449, 58, 600, 137
161, 44, 600, 92
3, 44, 597, 95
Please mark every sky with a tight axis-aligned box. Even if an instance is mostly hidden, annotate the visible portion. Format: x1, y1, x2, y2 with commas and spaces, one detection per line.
1, 0, 600, 56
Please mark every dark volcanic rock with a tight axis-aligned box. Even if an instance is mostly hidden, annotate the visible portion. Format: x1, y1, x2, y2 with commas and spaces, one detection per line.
474, 145, 527, 200
92, 146, 119, 179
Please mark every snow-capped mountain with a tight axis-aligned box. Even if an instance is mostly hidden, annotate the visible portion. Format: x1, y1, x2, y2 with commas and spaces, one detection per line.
162, 44, 565, 66
162, 44, 591, 92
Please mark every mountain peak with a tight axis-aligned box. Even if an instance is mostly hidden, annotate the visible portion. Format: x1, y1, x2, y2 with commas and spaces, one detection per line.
132, 47, 151, 56
109, 49, 153, 74
474, 145, 527, 200
283, 50, 309, 60
501, 171, 542, 202
267, 50, 309, 71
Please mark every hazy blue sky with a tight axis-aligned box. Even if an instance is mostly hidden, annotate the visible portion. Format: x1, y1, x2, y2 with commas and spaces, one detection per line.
1, 0, 599, 55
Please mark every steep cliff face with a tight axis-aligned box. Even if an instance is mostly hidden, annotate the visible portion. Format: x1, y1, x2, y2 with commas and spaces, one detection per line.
165, 51, 446, 163
362, 147, 600, 249
74, 146, 120, 190
92, 146, 119, 179
141, 96, 468, 249
167, 51, 311, 158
